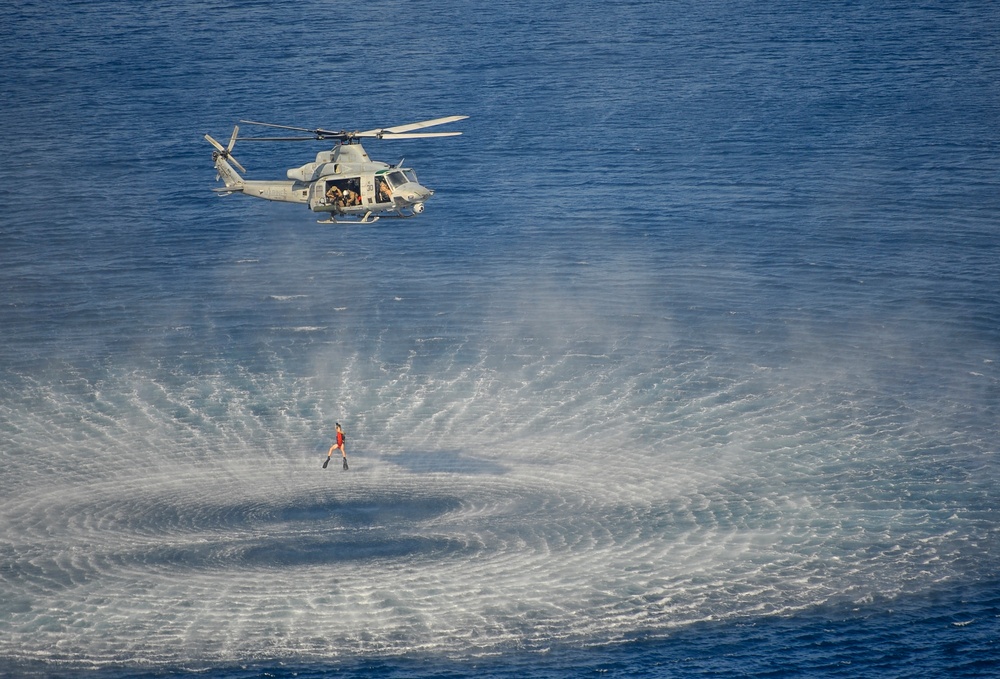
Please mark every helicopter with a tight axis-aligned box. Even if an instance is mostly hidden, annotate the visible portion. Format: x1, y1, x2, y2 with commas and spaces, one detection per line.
205, 115, 467, 223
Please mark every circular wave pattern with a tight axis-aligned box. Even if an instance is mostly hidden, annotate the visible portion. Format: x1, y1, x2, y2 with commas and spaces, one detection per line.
1, 330, 996, 669
3, 0, 1000, 673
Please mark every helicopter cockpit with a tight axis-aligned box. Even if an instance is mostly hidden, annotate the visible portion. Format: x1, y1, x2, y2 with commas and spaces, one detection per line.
386, 169, 419, 187
373, 168, 428, 206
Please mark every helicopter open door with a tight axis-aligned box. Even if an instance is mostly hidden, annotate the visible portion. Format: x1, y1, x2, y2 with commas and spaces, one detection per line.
312, 176, 363, 212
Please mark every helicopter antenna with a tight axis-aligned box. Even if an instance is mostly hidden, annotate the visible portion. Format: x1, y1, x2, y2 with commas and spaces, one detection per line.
237, 115, 467, 143
204, 125, 247, 173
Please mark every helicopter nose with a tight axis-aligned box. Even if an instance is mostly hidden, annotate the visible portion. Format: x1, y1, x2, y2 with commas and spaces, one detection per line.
408, 184, 432, 200
400, 184, 433, 204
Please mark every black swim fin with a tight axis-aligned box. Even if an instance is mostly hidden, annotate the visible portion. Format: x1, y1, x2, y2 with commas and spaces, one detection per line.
322, 457, 330, 469
343, 457, 349, 470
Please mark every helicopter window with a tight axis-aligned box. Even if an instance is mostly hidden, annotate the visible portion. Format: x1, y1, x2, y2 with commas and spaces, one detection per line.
387, 171, 409, 188
404, 170, 419, 184
375, 176, 393, 203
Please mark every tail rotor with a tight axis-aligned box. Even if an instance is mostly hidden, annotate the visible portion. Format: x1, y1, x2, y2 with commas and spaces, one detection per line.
204, 125, 246, 174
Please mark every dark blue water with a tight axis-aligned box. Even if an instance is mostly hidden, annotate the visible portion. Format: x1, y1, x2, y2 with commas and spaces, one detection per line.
2, 1, 999, 676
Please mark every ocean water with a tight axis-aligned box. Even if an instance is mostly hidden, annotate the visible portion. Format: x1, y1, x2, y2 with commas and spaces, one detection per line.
2, 0, 999, 676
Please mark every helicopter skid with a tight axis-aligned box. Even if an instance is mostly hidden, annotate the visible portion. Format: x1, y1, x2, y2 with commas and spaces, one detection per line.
317, 209, 423, 224
317, 210, 381, 224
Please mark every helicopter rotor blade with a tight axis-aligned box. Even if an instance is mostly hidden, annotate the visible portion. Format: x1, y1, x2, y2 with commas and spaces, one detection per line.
357, 115, 468, 138
237, 115, 467, 142
236, 136, 321, 142
239, 120, 317, 133
228, 156, 247, 174
366, 131, 464, 139
378, 115, 469, 135
240, 119, 352, 141
204, 133, 227, 154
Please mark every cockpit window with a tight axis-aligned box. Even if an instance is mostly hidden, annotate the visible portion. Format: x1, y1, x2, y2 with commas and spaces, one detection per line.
386, 170, 419, 187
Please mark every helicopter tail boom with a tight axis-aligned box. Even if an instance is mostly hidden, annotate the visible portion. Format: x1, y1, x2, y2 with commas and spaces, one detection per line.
210, 154, 245, 194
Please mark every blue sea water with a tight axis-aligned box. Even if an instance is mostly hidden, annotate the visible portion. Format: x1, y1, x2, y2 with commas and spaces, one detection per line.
2, 0, 999, 676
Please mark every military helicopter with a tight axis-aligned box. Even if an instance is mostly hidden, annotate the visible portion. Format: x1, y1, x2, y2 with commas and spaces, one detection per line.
205, 115, 467, 223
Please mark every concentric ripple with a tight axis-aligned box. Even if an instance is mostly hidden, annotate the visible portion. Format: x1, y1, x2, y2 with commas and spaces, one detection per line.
1, 328, 996, 668
2, 0, 999, 673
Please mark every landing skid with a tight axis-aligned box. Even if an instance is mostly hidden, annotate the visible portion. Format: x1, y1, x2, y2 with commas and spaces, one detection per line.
317, 211, 380, 225
316, 209, 420, 224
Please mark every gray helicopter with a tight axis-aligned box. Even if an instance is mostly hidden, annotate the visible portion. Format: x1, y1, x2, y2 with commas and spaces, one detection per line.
205, 115, 467, 223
